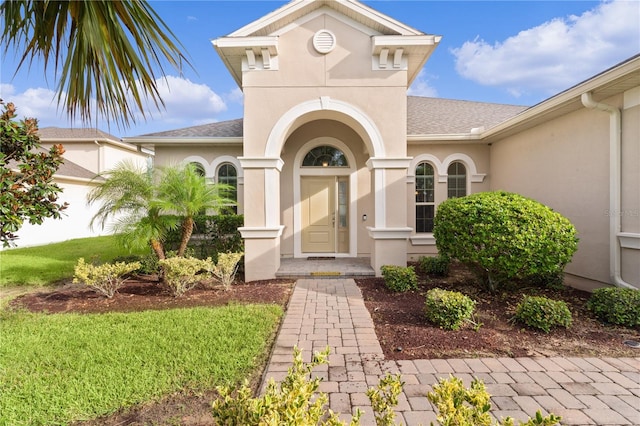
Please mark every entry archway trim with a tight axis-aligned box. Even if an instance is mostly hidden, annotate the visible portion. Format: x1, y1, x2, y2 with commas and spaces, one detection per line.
265, 96, 385, 158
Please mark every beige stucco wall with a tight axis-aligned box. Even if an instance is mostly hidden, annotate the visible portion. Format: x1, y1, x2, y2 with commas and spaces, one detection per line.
41, 141, 148, 175
489, 92, 639, 288
242, 13, 407, 160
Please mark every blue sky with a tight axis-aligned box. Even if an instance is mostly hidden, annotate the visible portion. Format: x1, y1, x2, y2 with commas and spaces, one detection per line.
1, 0, 638, 137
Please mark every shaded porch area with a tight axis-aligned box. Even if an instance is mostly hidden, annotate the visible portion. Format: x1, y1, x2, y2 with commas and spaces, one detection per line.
276, 257, 375, 279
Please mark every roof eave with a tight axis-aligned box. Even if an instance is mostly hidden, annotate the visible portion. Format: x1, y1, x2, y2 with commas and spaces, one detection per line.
407, 134, 485, 144
483, 55, 640, 142
124, 137, 244, 146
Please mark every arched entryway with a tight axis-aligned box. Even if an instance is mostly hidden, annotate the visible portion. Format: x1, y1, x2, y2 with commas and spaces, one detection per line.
293, 138, 358, 257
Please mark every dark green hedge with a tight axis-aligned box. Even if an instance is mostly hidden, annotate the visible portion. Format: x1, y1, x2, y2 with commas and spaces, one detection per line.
165, 214, 244, 260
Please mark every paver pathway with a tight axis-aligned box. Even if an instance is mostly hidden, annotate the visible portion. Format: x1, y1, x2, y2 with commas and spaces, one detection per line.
261, 278, 640, 426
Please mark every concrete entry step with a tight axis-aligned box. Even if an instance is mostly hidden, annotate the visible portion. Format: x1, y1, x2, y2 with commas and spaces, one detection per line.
276, 257, 375, 279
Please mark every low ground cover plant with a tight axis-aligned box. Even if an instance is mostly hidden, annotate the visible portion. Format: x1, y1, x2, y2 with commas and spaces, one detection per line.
73, 257, 141, 298
0, 305, 282, 426
513, 295, 572, 333
381, 265, 417, 292
433, 191, 578, 291
424, 288, 476, 330
587, 287, 640, 327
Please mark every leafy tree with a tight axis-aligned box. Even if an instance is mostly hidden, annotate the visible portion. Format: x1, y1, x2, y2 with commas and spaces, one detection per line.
87, 160, 176, 260
155, 163, 232, 256
1, 0, 190, 128
0, 101, 67, 246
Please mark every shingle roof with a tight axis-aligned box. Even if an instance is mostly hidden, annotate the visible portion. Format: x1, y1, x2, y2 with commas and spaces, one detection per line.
140, 119, 244, 137
133, 98, 527, 139
6, 148, 99, 181
57, 158, 99, 180
407, 96, 528, 135
38, 127, 121, 141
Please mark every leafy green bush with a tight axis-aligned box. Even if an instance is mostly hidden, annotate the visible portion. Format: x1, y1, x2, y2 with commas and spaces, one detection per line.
419, 255, 450, 277
380, 265, 418, 292
212, 346, 359, 425
158, 256, 213, 297
433, 191, 578, 291
73, 258, 141, 298
424, 288, 476, 330
427, 375, 561, 426
514, 295, 572, 333
211, 346, 403, 426
367, 373, 403, 426
587, 287, 640, 327
210, 252, 243, 290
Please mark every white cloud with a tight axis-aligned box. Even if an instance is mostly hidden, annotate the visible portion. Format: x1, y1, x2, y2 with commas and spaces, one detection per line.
142, 75, 227, 124
0, 76, 228, 133
224, 87, 244, 105
452, 0, 640, 97
408, 69, 438, 97
0, 84, 81, 125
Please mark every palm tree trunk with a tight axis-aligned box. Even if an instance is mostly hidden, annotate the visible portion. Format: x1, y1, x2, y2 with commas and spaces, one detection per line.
178, 217, 194, 257
150, 239, 165, 260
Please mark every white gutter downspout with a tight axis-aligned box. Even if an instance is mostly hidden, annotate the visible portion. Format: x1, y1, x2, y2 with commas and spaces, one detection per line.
94, 140, 103, 174
581, 92, 635, 289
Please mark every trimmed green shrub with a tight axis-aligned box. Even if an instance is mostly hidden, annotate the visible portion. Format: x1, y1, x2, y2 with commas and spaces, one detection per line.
419, 255, 450, 277
424, 288, 476, 330
433, 191, 578, 291
73, 258, 141, 298
514, 295, 572, 333
380, 265, 417, 292
587, 287, 640, 327
427, 375, 561, 426
158, 256, 213, 297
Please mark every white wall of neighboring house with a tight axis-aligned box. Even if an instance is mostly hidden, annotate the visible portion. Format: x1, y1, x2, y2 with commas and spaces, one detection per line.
11, 177, 107, 248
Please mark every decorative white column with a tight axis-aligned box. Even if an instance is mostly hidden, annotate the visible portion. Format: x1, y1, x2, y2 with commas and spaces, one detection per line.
238, 157, 285, 281
366, 157, 413, 275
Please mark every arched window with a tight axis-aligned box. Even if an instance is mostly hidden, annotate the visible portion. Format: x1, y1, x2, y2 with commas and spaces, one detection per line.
302, 146, 348, 167
217, 163, 238, 214
190, 162, 206, 177
415, 162, 435, 233
447, 161, 467, 198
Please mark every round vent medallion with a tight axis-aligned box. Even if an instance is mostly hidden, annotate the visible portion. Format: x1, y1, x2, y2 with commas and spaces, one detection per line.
313, 30, 336, 54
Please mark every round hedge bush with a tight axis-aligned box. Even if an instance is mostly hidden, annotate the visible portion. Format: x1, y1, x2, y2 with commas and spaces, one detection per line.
424, 288, 476, 330
587, 287, 640, 327
433, 191, 578, 291
514, 295, 572, 333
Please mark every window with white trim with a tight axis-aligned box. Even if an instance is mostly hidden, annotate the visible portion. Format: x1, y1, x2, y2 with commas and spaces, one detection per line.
447, 161, 467, 198
415, 162, 435, 233
217, 163, 238, 214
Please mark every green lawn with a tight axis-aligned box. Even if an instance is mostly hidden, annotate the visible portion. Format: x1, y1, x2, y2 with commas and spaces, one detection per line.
0, 304, 282, 425
0, 236, 148, 287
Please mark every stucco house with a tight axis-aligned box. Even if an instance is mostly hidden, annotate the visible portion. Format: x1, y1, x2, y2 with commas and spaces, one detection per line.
12, 128, 152, 247
126, 0, 639, 290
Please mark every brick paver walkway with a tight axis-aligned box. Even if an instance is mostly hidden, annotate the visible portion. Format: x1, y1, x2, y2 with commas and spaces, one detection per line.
261, 279, 640, 426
